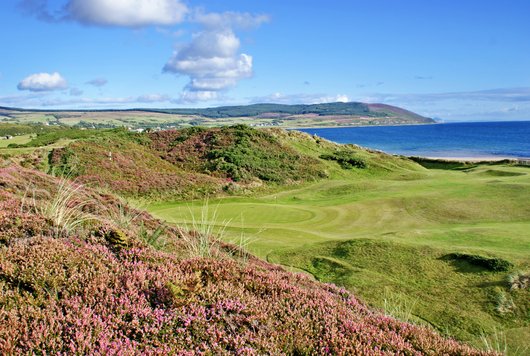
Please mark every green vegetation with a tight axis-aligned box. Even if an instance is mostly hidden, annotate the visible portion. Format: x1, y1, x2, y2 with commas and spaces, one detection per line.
152, 102, 374, 118
320, 150, 367, 169
150, 125, 326, 183
147, 162, 530, 353
443, 253, 514, 272
2, 123, 528, 353
6, 127, 109, 148
0, 134, 33, 148
0, 102, 434, 129
0, 123, 46, 136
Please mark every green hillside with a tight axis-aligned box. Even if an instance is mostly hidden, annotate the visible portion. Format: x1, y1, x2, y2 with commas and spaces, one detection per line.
0, 102, 434, 129
1, 123, 527, 354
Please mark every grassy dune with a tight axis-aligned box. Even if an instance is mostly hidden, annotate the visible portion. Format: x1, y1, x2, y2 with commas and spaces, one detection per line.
147, 164, 530, 353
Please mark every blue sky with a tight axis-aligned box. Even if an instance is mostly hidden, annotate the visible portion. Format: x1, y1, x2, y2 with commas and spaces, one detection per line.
0, 0, 529, 121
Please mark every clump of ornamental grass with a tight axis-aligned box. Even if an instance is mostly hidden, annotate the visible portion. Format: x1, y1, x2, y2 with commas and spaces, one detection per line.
382, 288, 419, 324
493, 288, 516, 315
27, 178, 95, 238
179, 198, 230, 259
479, 328, 508, 355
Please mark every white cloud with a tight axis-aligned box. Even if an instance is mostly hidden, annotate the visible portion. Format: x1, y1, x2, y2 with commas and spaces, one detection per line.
86, 77, 108, 87
178, 90, 219, 103
192, 10, 270, 30
334, 95, 350, 103
251, 93, 350, 105
164, 29, 253, 102
364, 87, 530, 104
17, 72, 68, 92
0, 92, 174, 109
136, 93, 171, 103
66, 0, 188, 27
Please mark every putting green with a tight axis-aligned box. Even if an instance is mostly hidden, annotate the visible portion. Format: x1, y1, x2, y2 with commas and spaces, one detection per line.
147, 165, 530, 260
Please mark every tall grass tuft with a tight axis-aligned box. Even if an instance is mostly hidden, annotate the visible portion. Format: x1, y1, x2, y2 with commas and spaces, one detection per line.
382, 288, 418, 324
479, 328, 508, 355
35, 178, 94, 237
507, 270, 530, 290
180, 198, 231, 258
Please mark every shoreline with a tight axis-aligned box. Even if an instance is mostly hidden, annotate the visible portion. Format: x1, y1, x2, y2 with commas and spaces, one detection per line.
285, 122, 435, 130
409, 155, 530, 163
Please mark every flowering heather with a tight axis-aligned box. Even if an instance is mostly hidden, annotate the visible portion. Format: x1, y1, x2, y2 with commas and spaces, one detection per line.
49, 136, 221, 199
148, 125, 326, 183
0, 165, 492, 354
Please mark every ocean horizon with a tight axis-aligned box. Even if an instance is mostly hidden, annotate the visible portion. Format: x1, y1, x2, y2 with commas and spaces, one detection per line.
298, 120, 530, 160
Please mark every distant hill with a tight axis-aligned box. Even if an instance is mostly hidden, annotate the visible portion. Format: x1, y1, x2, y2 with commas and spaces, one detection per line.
0, 102, 434, 128
145, 102, 423, 119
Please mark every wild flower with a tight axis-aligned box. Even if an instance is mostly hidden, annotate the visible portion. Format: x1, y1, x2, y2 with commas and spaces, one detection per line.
0, 165, 493, 355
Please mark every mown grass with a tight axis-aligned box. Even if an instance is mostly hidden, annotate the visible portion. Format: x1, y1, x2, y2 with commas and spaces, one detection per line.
0, 134, 33, 148
147, 163, 530, 353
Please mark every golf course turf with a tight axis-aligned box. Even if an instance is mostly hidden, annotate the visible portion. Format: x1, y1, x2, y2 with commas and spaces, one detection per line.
147, 163, 530, 353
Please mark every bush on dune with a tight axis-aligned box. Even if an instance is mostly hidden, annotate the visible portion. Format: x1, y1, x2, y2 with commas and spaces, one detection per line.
0, 165, 491, 355
149, 125, 326, 183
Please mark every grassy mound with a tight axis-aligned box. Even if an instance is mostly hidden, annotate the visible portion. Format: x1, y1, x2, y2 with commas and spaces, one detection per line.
270, 239, 529, 349
148, 125, 327, 183
0, 165, 488, 354
48, 131, 222, 199
44, 125, 337, 199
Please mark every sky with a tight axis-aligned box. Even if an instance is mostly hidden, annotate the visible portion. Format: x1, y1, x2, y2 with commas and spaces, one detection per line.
0, 0, 529, 121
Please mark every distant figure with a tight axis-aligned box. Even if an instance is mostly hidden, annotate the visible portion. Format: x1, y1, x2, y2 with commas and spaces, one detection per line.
108, 151, 112, 161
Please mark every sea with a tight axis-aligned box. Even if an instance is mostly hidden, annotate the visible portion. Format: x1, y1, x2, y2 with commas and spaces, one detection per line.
298, 121, 530, 159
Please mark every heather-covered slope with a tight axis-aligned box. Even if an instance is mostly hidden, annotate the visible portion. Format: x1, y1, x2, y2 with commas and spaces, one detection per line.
0, 164, 489, 354
148, 125, 327, 183
47, 125, 420, 199
49, 131, 222, 199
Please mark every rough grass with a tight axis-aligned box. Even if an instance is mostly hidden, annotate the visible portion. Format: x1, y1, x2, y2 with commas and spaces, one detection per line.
148, 125, 327, 183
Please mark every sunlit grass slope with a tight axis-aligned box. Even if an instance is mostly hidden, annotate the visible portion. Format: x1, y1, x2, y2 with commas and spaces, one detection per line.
147, 164, 530, 353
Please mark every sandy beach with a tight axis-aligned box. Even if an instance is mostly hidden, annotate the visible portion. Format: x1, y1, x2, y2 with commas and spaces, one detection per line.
421, 156, 523, 162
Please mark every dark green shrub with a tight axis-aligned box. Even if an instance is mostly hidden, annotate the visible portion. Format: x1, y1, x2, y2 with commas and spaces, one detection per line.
443, 253, 513, 272
320, 151, 367, 169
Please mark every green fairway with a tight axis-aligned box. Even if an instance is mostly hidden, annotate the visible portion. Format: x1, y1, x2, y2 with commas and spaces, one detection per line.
148, 165, 530, 259
147, 163, 530, 352
0, 134, 33, 148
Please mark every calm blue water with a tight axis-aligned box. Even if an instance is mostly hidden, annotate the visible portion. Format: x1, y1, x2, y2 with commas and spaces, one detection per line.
299, 121, 530, 159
